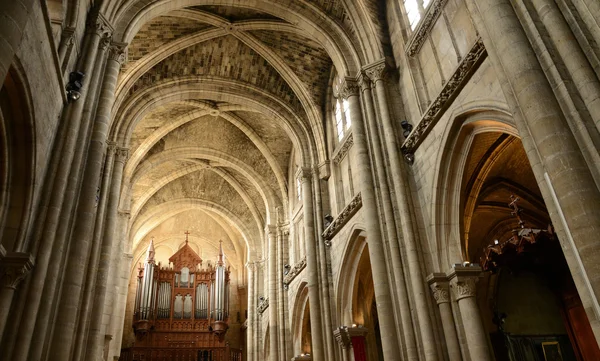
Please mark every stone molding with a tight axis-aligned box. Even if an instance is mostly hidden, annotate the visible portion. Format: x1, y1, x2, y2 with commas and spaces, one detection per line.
0, 252, 35, 290
447, 265, 483, 301
322, 193, 362, 242
257, 297, 269, 315
405, 0, 448, 57
283, 256, 306, 289
427, 273, 450, 304
401, 38, 486, 156
317, 160, 331, 180
332, 133, 353, 164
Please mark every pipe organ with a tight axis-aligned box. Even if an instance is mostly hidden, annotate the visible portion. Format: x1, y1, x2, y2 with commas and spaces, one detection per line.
121, 235, 240, 361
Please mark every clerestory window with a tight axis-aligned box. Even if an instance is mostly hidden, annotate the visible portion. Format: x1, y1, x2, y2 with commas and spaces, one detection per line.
333, 78, 352, 141
404, 0, 432, 30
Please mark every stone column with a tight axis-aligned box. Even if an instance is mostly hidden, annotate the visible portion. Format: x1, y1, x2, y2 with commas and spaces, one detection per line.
85, 146, 128, 361
11, 12, 111, 361
447, 266, 490, 361
364, 61, 439, 361
312, 168, 336, 361
467, 0, 600, 331
0, 0, 35, 84
340, 78, 401, 360
358, 73, 419, 361
277, 226, 293, 361
529, 0, 600, 132
108, 252, 134, 360
428, 274, 462, 361
246, 262, 256, 361
298, 167, 325, 361
267, 225, 280, 361
71, 142, 116, 361
0, 252, 33, 342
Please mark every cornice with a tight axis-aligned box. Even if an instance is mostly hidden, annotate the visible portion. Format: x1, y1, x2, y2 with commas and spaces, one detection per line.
322, 193, 362, 242
332, 132, 353, 164
401, 38, 486, 156
283, 256, 306, 289
257, 297, 269, 314
405, 0, 448, 57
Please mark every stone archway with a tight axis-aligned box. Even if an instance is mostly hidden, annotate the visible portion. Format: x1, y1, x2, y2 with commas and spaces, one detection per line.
455, 127, 600, 361
0, 66, 35, 252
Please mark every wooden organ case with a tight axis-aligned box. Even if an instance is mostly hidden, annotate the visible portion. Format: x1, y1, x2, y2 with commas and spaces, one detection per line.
121, 236, 240, 361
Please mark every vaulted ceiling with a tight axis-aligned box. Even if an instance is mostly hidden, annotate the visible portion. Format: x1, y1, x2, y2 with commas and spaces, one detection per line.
105, 1, 386, 273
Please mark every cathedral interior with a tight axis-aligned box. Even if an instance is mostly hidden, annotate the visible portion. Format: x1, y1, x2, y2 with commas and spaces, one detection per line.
1, 0, 600, 360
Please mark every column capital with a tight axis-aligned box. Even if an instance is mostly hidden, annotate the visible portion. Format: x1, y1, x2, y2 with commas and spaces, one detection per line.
295, 167, 313, 183
99, 34, 112, 51
108, 42, 128, 65
447, 265, 482, 301
114, 147, 129, 163
340, 77, 360, 99
363, 59, 387, 82
0, 252, 35, 290
317, 160, 331, 180
427, 273, 451, 304
86, 10, 113, 37
357, 72, 372, 91
265, 224, 277, 237
106, 141, 117, 153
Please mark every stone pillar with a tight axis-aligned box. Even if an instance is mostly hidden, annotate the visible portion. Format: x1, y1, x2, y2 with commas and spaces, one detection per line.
0, 0, 35, 84
298, 167, 325, 361
0, 252, 33, 342
311, 168, 336, 361
85, 146, 128, 361
108, 252, 134, 360
428, 274, 462, 361
358, 73, 419, 361
334, 327, 352, 361
447, 266, 490, 361
246, 262, 256, 361
277, 225, 293, 361
364, 61, 439, 361
10, 12, 111, 361
267, 225, 279, 361
529, 0, 600, 132
466, 0, 600, 326
340, 78, 401, 360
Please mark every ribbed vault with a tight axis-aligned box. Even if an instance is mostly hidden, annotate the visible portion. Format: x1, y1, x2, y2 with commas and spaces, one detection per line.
106, 0, 385, 274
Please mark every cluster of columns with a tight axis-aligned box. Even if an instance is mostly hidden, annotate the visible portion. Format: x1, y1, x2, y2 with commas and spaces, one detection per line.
0, 7, 134, 361
428, 266, 491, 361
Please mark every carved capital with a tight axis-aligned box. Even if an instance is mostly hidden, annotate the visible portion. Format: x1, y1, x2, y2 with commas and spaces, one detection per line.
447, 265, 482, 301
108, 42, 128, 65
296, 167, 312, 183
86, 11, 113, 37
106, 141, 117, 154
115, 147, 129, 163
427, 273, 450, 304
61, 26, 76, 45
0, 252, 35, 290
99, 34, 112, 51
364, 60, 386, 82
265, 225, 277, 238
358, 73, 372, 91
339, 77, 360, 99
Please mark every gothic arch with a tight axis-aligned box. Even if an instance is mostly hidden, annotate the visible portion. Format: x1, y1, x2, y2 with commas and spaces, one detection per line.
291, 281, 310, 356
431, 104, 518, 270
335, 226, 367, 326
0, 64, 36, 252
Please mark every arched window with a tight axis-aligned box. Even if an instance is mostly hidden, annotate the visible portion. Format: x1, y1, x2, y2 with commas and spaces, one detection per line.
333, 77, 352, 141
404, 0, 432, 30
